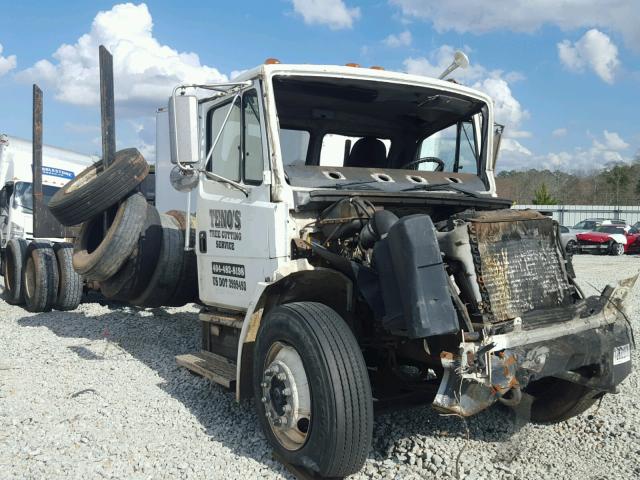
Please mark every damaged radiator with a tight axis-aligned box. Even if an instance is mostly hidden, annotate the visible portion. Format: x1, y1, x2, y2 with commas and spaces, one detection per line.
468, 210, 574, 323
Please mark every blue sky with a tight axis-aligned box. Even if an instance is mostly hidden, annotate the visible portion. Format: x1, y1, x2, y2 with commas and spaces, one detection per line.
0, 0, 638, 171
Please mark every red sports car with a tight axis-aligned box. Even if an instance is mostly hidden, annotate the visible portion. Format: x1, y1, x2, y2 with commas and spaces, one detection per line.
576, 225, 640, 255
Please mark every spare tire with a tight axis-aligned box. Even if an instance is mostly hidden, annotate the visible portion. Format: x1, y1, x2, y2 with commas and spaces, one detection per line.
130, 214, 183, 308
23, 242, 59, 313
48, 148, 149, 226
3, 238, 28, 305
100, 204, 162, 301
73, 193, 148, 282
53, 243, 83, 310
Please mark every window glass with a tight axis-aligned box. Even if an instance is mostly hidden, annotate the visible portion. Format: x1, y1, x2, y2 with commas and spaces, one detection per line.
14, 182, 58, 212
319, 134, 390, 167
280, 129, 310, 166
243, 91, 264, 184
418, 120, 478, 173
208, 98, 241, 182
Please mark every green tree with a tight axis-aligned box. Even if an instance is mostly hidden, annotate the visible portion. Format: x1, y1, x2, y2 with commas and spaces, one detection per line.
532, 183, 557, 205
604, 164, 630, 205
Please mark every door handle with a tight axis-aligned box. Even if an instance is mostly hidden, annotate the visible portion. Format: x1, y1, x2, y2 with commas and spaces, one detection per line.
199, 231, 207, 253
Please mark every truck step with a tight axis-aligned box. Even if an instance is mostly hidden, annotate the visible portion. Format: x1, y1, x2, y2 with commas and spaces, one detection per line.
199, 309, 245, 329
176, 351, 237, 389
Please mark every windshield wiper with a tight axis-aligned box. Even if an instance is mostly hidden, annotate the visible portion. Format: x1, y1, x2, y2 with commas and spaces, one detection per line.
401, 182, 481, 198
320, 180, 382, 190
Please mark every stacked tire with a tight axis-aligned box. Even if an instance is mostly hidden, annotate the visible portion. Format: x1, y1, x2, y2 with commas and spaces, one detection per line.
48, 148, 198, 308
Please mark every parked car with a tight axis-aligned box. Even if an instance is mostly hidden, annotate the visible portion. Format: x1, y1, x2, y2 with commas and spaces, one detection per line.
559, 225, 578, 252
576, 225, 640, 255
569, 218, 627, 235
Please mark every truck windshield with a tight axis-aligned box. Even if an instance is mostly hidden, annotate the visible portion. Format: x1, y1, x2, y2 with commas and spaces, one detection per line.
274, 75, 486, 178
13, 182, 59, 213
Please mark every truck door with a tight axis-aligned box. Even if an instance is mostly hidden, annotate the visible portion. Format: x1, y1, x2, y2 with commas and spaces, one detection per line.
196, 81, 283, 311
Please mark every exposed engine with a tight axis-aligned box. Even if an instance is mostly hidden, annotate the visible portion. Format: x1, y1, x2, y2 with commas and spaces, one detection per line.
298, 197, 576, 336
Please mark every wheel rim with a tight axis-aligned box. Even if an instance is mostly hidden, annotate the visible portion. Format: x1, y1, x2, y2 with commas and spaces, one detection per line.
261, 341, 311, 451
24, 258, 35, 300
617, 244, 624, 254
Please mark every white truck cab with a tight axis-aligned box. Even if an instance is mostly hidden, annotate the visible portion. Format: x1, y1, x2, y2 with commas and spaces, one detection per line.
163, 62, 633, 478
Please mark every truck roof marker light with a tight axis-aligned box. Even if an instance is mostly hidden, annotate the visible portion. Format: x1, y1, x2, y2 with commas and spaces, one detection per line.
370, 66, 385, 70
265, 58, 281, 65
345, 63, 360, 68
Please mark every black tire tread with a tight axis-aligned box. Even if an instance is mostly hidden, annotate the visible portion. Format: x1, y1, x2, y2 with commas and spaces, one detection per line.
53, 243, 83, 310
3, 238, 28, 305
130, 214, 183, 308
73, 193, 148, 281
24, 242, 58, 313
48, 148, 149, 226
529, 378, 599, 424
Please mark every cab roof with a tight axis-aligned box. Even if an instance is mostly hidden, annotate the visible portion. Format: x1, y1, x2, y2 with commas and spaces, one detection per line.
232, 63, 493, 107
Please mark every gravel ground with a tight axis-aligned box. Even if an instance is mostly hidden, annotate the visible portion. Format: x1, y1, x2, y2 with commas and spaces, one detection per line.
1, 255, 639, 480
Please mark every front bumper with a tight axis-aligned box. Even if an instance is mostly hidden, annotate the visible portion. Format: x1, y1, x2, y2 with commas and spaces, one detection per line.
433, 275, 636, 416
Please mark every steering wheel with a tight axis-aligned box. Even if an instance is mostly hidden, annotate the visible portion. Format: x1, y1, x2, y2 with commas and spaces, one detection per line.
400, 157, 445, 172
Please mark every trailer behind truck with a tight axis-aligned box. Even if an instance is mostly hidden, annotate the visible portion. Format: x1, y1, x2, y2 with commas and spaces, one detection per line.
0, 133, 96, 251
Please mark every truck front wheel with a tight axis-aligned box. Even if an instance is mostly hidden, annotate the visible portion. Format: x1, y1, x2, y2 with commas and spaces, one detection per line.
526, 377, 599, 424
253, 302, 373, 478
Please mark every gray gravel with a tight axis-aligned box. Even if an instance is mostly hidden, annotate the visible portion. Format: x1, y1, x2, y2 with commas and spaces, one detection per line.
1, 255, 639, 479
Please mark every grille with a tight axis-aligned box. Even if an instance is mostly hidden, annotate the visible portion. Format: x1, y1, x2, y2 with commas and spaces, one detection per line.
468, 210, 574, 323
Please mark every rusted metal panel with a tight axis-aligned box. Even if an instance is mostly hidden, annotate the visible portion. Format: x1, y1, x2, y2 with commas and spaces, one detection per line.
468, 211, 573, 323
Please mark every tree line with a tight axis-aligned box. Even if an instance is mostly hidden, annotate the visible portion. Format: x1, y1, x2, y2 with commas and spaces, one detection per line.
496, 154, 640, 205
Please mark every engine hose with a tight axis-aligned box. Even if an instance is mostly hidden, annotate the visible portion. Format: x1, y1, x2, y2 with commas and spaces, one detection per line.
498, 385, 522, 407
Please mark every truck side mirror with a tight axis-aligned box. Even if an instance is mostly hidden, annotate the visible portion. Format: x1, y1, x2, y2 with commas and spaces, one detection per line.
169, 94, 200, 165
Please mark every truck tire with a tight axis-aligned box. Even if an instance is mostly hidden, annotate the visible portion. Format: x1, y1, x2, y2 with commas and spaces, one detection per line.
48, 148, 149, 226
253, 302, 373, 478
73, 193, 147, 282
3, 238, 28, 305
100, 204, 162, 301
53, 243, 83, 310
129, 214, 183, 308
23, 242, 59, 313
527, 377, 599, 424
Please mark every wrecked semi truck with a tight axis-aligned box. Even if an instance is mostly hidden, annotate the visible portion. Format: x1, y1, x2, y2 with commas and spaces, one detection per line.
42, 61, 633, 478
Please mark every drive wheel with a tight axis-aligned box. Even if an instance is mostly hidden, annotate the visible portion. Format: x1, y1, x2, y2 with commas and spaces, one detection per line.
3, 238, 28, 304
610, 242, 625, 256
526, 377, 599, 424
23, 242, 59, 313
253, 302, 373, 478
565, 240, 577, 254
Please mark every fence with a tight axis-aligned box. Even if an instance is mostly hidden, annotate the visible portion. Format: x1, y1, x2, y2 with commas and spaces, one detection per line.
512, 205, 640, 227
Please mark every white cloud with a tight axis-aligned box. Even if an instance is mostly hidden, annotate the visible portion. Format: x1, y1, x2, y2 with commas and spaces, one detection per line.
0, 44, 17, 76
597, 130, 629, 150
291, 0, 360, 30
534, 130, 630, 171
384, 30, 412, 47
552, 128, 567, 138
403, 46, 530, 138
17, 3, 227, 113
390, 0, 640, 50
558, 29, 620, 83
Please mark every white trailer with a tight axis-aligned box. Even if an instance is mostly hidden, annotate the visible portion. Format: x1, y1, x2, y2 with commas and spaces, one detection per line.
0, 133, 97, 249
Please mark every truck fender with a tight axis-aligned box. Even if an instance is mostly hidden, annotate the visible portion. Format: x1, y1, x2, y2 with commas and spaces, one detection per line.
235, 262, 353, 400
